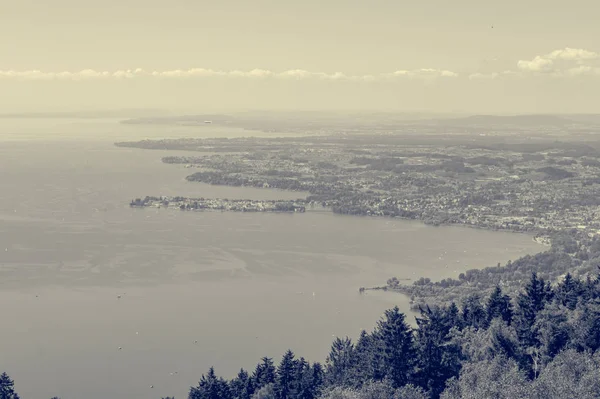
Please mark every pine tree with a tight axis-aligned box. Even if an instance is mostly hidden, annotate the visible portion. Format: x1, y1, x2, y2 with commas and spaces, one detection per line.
415, 305, 461, 398
325, 336, 354, 386
276, 350, 297, 399
461, 294, 489, 330
370, 340, 387, 382
513, 273, 552, 347
284, 362, 324, 399
514, 294, 537, 348
189, 367, 231, 399
533, 303, 571, 366
556, 273, 582, 310
309, 362, 324, 398
0, 373, 20, 399
487, 319, 523, 363
252, 358, 276, 391
582, 274, 600, 301
348, 330, 376, 387
445, 302, 462, 330
230, 369, 253, 399
374, 306, 416, 388
486, 286, 513, 325
290, 357, 312, 399
525, 272, 552, 312
571, 300, 600, 352
244, 376, 256, 399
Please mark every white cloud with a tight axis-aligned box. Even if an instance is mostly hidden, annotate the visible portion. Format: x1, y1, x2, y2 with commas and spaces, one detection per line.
3, 49, 599, 84
0, 67, 459, 81
563, 65, 600, 77
517, 56, 554, 72
517, 47, 600, 74
277, 69, 313, 79
326, 72, 348, 80
468, 72, 500, 80
78, 69, 111, 78
468, 69, 524, 80
547, 47, 599, 61
440, 70, 459, 78
230, 69, 273, 78
385, 69, 458, 79
112, 69, 136, 78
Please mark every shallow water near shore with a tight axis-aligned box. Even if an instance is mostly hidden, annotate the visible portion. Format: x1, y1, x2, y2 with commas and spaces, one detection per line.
0, 119, 543, 399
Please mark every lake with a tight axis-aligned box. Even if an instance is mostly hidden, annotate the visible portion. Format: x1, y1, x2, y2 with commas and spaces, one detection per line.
0, 119, 543, 399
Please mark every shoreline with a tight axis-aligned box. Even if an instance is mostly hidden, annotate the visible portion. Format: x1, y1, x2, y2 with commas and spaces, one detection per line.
129, 191, 555, 241
130, 196, 307, 213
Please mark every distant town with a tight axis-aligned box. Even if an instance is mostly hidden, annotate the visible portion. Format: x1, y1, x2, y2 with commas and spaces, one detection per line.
130, 196, 306, 213
118, 124, 600, 309
117, 127, 600, 240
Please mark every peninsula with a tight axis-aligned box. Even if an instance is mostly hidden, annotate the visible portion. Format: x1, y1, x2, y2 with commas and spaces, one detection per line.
117, 129, 600, 237
130, 196, 306, 213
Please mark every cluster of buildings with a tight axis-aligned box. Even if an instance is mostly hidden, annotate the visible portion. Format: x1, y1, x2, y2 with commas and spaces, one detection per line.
130, 196, 306, 213
132, 135, 600, 237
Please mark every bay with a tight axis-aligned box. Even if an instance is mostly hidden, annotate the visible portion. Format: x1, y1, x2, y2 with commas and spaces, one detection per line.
0, 119, 542, 399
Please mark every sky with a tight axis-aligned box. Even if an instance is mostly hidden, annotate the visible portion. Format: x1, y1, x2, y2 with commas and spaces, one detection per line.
1, 0, 600, 114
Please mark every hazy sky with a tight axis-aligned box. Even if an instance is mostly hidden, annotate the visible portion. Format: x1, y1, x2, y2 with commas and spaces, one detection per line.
2, 0, 600, 113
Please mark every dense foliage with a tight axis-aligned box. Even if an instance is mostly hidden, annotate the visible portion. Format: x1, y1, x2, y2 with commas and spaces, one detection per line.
174, 271, 600, 399
386, 229, 597, 311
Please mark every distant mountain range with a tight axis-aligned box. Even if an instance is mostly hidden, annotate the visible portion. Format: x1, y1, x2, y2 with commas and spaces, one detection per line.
413, 114, 600, 128
119, 112, 600, 130
3, 110, 598, 130
0, 109, 170, 119
120, 114, 236, 125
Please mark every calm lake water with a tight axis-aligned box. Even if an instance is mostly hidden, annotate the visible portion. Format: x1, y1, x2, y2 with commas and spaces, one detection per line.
0, 119, 543, 399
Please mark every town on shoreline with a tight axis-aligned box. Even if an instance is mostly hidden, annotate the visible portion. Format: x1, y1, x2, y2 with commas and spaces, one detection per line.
118, 131, 600, 237
130, 195, 306, 213
118, 128, 600, 309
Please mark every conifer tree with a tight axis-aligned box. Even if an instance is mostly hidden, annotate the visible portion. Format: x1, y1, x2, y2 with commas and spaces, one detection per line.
487, 319, 523, 364
276, 350, 297, 399
445, 302, 462, 330
486, 286, 513, 325
461, 295, 489, 330
582, 274, 600, 301
374, 306, 416, 388
309, 362, 324, 398
556, 273, 582, 310
415, 305, 461, 398
230, 369, 253, 399
252, 358, 276, 391
533, 303, 571, 366
0, 373, 20, 399
348, 330, 376, 387
189, 367, 231, 399
291, 357, 312, 399
571, 300, 600, 352
513, 272, 552, 347
525, 272, 552, 312
325, 337, 354, 386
